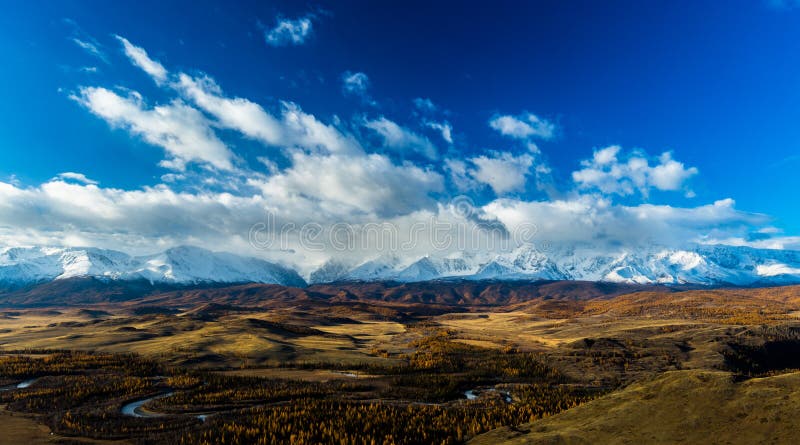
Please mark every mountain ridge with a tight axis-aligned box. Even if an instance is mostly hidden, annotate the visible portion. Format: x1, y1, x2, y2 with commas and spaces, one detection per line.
311, 244, 800, 286
0, 245, 306, 288
2, 243, 800, 289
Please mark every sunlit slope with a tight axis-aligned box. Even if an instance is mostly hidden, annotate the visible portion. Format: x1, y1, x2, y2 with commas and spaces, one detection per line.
470, 370, 800, 445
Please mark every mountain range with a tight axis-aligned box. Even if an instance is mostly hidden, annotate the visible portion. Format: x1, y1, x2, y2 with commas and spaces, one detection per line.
0, 245, 306, 288
2, 243, 800, 290
311, 244, 800, 286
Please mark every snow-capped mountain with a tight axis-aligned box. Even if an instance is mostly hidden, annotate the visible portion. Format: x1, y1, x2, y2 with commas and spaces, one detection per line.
3, 243, 800, 289
0, 246, 306, 287
308, 244, 800, 286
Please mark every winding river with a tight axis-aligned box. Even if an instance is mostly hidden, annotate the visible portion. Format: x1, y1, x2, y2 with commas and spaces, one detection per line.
121, 392, 174, 417
16, 378, 37, 388
121, 392, 211, 421
0, 377, 39, 391
463, 388, 512, 403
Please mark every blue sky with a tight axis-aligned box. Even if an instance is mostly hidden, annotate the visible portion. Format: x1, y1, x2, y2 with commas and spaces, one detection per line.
0, 0, 798, 268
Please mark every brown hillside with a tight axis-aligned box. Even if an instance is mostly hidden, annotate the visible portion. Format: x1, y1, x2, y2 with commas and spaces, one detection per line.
470, 370, 800, 445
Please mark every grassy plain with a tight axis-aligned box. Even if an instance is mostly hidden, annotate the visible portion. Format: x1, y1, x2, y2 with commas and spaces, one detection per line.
1, 283, 800, 443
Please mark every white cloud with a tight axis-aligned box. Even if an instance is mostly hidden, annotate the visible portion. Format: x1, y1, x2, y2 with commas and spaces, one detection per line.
444, 158, 474, 191
280, 102, 363, 155
56, 172, 98, 185
426, 121, 453, 144
116, 35, 168, 84
265, 16, 313, 46
254, 152, 443, 217
468, 152, 534, 195
176, 73, 285, 147
341, 71, 375, 105
0, 176, 450, 272
413, 97, 436, 113
757, 263, 800, 276
114, 38, 366, 159
650, 152, 698, 192
0, 177, 784, 277
483, 196, 769, 249
445, 151, 548, 195
44, 31, 797, 273
72, 38, 108, 63
364, 117, 438, 160
177, 72, 362, 156
572, 146, 698, 197
160, 173, 186, 183
342, 71, 369, 95
489, 113, 555, 140
0, 179, 270, 255
713, 235, 800, 251
71, 86, 234, 171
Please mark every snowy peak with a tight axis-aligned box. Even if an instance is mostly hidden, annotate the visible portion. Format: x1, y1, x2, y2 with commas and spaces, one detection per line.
397, 256, 477, 282
0, 247, 134, 283
343, 254, 407, 282
308, 244, 800, 286
309, 259, 354, 284
0, 246, 306, 287
3, 244, 800, 289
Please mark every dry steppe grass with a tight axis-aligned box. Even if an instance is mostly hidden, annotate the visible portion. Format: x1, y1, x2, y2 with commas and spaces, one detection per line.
470, 369, 800, 445
2, 283, 800, 444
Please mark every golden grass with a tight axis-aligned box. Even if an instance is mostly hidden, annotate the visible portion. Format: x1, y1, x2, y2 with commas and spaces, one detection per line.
0, 310, 400, 368
0, 407, 52, 445
216, 368, 376, 381
0, 405, 131, 445
436, 311, 707, 350
470, 370, 800, 445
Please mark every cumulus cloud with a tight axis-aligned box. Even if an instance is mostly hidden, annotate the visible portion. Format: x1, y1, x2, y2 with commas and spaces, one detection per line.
56, 172, 98, 185
176, 74, 284, 147
572, 145, 698, 197
39, 31, 796, 273
483, 196, 770, 250
489, 112, 555, 140
364, 117, 438, 160
0, 179, 269, 255
280, 102, 363, 155
0, 176, 788, 275
72, 37, 441, 221
442, 159, 476, 193
254, 152, 443, 217
116, 35, 168, 84
71, 86, 234, 171
264, 16, 313, 46
468, 152, 535, 195
0, 173, 445, 272
445, 150, 552, 196
114, 38, 363, 158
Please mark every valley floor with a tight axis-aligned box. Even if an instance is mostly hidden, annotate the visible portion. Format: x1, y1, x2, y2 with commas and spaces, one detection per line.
1, 282, 800, 444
